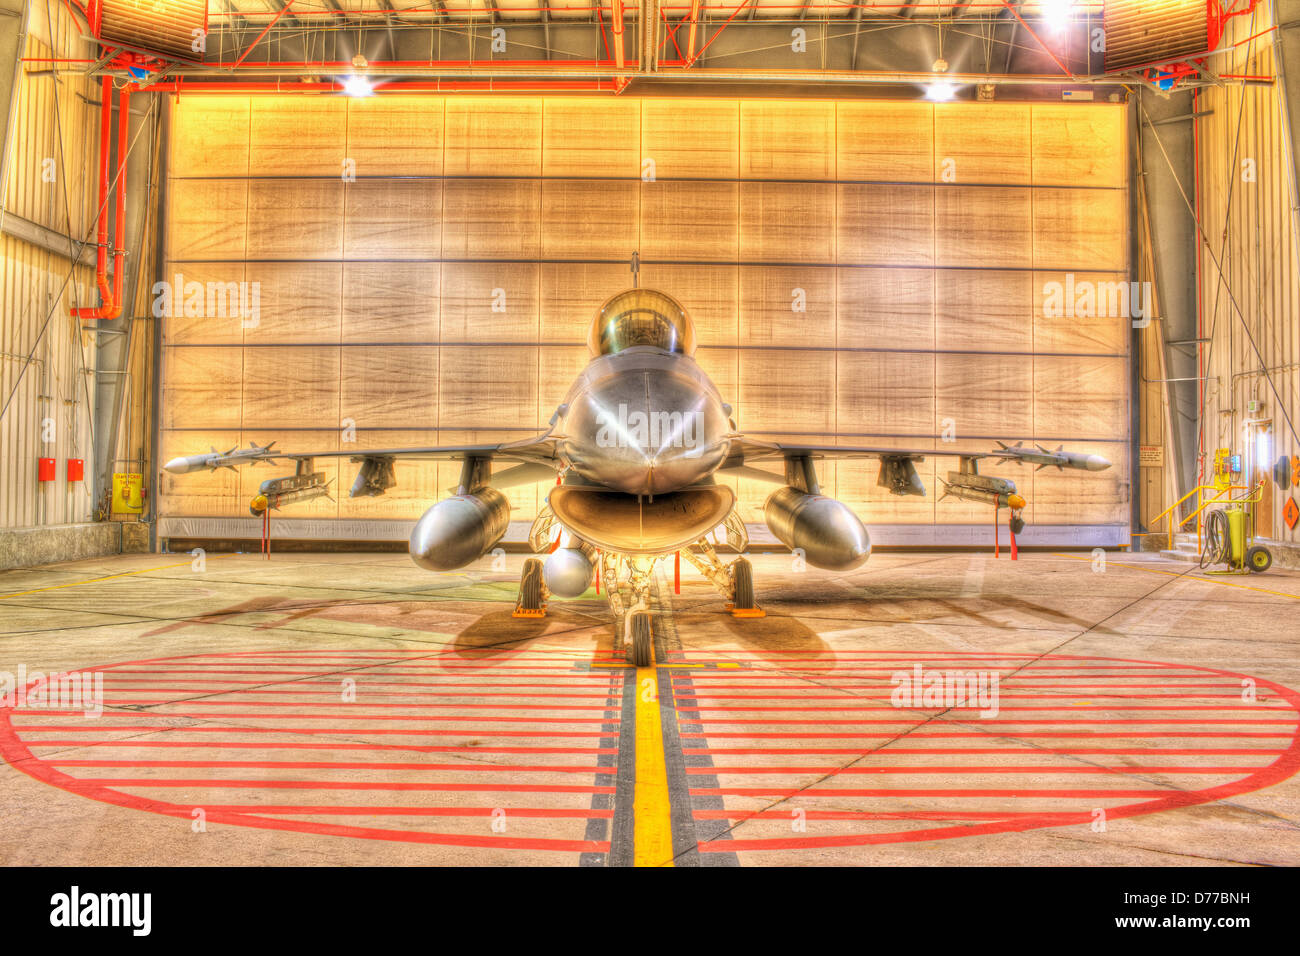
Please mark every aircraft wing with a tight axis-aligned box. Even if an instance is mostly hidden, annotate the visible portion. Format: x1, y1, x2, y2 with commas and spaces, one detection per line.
729, 436, 1109, 466
163, 434, 563, 498
722, 436, 1111, 497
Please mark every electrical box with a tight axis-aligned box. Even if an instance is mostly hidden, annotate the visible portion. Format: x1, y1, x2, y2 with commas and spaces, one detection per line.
67, 459, 84, 482
113, 473, 144, 513
38, 458, 56, 482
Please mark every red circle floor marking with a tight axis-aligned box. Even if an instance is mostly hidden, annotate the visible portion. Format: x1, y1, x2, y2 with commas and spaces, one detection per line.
672, 651, 1300, 853
0, 649, 618, 854
2, 650, 1298, 856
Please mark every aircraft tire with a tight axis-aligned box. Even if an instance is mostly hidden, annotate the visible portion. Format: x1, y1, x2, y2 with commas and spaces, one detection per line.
733, 557, 755, 610
631, 611, 653, 667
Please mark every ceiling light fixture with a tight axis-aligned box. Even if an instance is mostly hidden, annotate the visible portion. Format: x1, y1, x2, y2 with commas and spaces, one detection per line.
343, 54, 373, 97
925, 82, 957, 102
925, 57, 956, 102
342, 74, 374, 97
1042, 0, 1074, 32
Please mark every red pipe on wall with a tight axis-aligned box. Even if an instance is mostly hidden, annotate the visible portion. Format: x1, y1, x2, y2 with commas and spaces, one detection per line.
78, 75, 112, 316
73, 79, 129, 321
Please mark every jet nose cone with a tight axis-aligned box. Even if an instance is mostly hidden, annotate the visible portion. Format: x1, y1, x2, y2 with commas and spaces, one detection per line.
563, 368, 730, 494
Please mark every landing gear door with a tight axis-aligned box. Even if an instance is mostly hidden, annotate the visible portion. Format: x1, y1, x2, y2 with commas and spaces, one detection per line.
723, 510, 749, 553
528, 504, 559, 553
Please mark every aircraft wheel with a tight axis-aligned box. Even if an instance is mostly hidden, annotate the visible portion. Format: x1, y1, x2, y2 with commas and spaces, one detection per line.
517, 557, 545, 612
733, 557, 755, 610
1247, 546, 1272, 573
630, 611, 653, 667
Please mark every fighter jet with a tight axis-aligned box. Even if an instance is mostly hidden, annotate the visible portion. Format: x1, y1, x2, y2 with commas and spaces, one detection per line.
165, 283, 1111, 665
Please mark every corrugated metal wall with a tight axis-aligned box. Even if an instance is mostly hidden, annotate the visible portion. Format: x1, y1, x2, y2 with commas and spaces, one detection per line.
1196, 0, 1300, 545
158, 94, 1130, 542
0, 1, 100, 529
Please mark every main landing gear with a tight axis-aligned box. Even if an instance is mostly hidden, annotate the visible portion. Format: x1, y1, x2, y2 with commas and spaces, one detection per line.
679, 538, 765, 619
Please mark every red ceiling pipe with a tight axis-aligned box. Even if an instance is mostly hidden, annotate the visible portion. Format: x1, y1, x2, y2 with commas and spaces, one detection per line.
209, 59, 613, 69
136, 79, 614, 94
74, 79, 130, 321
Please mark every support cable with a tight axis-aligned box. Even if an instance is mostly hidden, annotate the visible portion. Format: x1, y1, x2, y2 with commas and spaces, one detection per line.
1138, 94, 1300, 451
0, 72, 152, 427
44, 0, 98, 465
1193, 4, 1260, 478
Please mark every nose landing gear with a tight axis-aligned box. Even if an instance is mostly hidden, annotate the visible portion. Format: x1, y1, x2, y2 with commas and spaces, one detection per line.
600, 554, 659, 666
628, 610, 654, 667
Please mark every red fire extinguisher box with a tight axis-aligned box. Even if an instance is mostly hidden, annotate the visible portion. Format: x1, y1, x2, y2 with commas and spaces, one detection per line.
38, 458, 56, 482
67, 458, 84, 482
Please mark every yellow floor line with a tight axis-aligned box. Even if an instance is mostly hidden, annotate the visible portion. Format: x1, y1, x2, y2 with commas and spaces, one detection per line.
633, 647, 674, 868
0, 558, 208, 601
1052, 552, 1300, 601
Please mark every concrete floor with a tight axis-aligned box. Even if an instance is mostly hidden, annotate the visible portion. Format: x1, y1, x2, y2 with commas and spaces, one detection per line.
1, 547, 1298, 867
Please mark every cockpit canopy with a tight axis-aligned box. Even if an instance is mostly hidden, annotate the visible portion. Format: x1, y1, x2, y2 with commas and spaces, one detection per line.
588, 288, 696, 358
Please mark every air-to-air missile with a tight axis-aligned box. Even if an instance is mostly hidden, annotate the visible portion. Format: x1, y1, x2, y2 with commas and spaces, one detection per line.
992, 441, 1110, 472
164, 441, 278, 474
939, 458, 1026, 511
249, 471, 332, 516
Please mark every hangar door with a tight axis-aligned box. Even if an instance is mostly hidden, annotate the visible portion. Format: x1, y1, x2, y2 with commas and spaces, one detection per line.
157, 96, 1130, 546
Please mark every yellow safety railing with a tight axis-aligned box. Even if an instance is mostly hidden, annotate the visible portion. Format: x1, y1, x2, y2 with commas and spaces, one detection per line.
1146, 483, 1254, 553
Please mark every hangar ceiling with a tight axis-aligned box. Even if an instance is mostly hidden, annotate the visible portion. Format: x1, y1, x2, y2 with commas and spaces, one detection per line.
89, 1, 1202, 95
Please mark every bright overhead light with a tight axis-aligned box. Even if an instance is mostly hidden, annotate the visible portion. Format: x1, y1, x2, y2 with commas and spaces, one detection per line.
1041, 0, 1073, 32
342, 74, 374, 97
925, 57, 956, 101
925, 81, 957, 102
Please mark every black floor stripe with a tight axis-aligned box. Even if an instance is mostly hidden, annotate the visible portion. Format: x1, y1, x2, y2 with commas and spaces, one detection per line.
654, 576, 741, 867
579, 666, 624, 867
605, 666, 638, 867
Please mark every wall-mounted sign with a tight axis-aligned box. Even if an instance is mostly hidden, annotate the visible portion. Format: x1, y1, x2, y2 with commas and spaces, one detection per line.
113, 473, 144, 514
